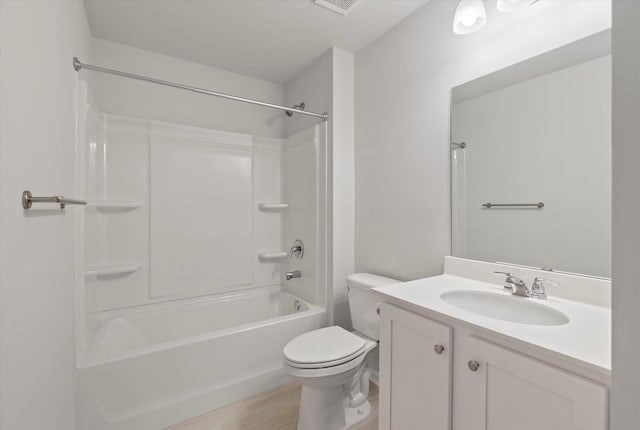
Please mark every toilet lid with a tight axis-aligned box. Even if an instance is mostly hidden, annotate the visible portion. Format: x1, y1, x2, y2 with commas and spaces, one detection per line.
283, 326, 366, 366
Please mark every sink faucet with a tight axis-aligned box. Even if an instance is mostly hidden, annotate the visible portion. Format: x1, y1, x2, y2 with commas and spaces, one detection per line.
285, 270, 301, 281
494, 272, 559, 299
494, 271, 530, 297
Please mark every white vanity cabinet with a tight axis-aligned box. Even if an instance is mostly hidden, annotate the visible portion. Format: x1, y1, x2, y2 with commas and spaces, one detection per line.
379, 302, 609, 430
378, 302, 452, 430
456, 336, 608, 430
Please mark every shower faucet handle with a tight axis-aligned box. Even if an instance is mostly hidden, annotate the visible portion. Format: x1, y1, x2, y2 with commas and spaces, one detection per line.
290, 239, 304, 259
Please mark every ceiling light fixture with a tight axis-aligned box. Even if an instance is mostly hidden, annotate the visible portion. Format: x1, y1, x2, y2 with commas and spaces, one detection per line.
453, 0, 540, 35
497, 0, 539, 13
453, 0, 487, 35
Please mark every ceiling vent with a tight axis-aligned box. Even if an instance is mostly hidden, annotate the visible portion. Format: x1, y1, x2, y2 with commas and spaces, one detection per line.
314, 0, 362, 16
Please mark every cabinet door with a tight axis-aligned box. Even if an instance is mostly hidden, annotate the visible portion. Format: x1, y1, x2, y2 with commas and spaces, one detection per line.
457, 336, 608, 430
379, 303, 452, 430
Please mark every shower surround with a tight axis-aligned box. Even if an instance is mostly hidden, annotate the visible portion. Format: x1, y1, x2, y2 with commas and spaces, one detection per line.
75, 105, 327, 429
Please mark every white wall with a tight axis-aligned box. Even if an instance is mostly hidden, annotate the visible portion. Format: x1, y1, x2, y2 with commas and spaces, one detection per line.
90, 38, 285, 138
355, 0, 611, 281
284, 47, 356, 328
452, 56, 611, 278
331, 49, 356, 328
284, 49, 333, 138
612, 0, 640, 428
0, 1, 91, 429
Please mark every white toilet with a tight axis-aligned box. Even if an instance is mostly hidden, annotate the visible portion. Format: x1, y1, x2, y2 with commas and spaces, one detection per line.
282, 273, 399, 430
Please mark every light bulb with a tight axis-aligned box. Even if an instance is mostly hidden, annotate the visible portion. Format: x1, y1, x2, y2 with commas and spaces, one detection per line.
453, 0, 487, 35
460, 12, 479, 27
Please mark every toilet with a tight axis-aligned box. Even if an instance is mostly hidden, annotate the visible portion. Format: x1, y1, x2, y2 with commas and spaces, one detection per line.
282, 273, 399, 430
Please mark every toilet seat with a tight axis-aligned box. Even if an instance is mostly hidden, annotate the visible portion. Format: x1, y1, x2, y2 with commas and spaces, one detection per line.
285, 347, 365, 369
283, 326, 368, 369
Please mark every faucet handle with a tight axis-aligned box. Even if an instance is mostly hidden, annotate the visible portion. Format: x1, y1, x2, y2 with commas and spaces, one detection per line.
289, 239, 304, 259
494, 271, 515, 292
494, 271, 513, 278
530, 277, 559, 299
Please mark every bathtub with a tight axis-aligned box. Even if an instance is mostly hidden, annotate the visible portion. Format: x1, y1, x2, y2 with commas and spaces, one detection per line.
76, 286, 325, 430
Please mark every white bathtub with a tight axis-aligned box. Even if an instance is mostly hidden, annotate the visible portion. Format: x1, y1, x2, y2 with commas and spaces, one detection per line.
76, 286, 325, 430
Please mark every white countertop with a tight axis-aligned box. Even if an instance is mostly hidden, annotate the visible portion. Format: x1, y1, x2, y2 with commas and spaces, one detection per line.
374, 274, 611, 375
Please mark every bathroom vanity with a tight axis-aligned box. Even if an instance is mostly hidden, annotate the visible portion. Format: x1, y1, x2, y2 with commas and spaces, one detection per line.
374, 257, 611, 430
379, 28, 613, 430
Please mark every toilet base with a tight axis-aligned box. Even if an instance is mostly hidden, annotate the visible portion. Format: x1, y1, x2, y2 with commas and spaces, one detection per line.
297, 400, 372, 430
296, 380, 372, 430
344, 400, 372, 429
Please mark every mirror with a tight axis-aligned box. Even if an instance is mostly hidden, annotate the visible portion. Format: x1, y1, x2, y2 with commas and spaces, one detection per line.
451, 30, 611, 278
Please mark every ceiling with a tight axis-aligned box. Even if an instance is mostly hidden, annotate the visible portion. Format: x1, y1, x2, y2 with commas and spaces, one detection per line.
83, 0, 429, 84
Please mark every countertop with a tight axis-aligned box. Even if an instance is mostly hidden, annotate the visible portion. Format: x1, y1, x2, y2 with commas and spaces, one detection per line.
374, 274, 611, 375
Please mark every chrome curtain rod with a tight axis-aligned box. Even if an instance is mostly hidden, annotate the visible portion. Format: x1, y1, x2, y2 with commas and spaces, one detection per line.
72, 57, 329, 121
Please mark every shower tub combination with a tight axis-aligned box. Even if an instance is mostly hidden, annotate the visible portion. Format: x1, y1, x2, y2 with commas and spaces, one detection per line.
76, 113, 327, 429
75, 60, 328, 429
77, 286, 325, 429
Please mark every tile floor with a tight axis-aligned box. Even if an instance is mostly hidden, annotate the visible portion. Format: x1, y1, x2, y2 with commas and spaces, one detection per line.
165, 382, 378, 430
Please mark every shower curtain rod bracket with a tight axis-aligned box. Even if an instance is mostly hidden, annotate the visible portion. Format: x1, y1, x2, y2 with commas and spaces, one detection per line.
72, 57, 329, 121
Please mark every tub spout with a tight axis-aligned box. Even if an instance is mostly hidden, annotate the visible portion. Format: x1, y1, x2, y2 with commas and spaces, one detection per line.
285, 270, 301, 281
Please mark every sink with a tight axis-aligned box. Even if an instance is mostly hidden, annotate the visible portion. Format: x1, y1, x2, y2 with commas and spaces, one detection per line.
440, 290, 569, 326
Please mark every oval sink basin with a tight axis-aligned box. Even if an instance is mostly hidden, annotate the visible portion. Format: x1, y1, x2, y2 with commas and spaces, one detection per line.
440, 290, 569, 326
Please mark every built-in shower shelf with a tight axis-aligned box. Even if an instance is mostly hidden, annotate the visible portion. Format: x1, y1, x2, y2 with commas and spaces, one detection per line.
85, 262, 142, 278
257, 203, 289, 212
86, 200, 142, 210
258, 252, 288, 261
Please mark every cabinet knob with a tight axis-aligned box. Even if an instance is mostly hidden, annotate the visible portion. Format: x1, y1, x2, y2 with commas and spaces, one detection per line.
468, 360, 480, 372
434, 344, 445, 355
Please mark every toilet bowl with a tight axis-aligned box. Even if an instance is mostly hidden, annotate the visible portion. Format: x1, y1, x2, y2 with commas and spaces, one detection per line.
282, 273, 399, 430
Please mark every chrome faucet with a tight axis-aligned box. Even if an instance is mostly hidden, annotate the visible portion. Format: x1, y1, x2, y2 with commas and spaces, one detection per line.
285, 270, 301, 281
494, 272, 559, 299
494, 271, 530, 297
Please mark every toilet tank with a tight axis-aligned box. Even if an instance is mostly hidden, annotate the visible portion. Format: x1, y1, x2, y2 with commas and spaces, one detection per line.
347, 273, 400, 340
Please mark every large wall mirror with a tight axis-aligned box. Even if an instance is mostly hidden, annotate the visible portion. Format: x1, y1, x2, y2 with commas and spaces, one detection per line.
451, 30, 611, 279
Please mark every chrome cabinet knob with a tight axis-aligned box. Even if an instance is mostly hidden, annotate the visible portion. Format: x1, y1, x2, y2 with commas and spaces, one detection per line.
434, 344, 445, 355
468, 360, 480, 372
